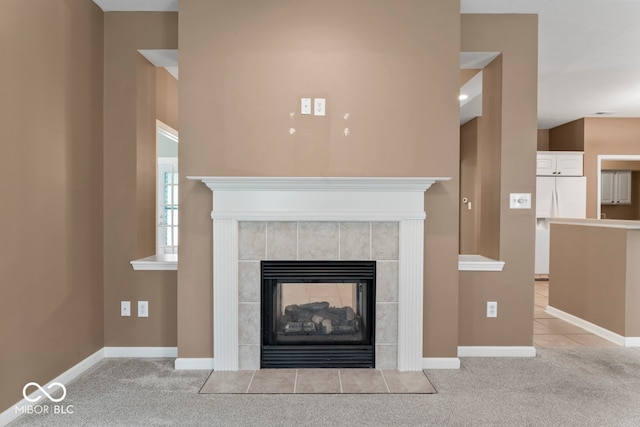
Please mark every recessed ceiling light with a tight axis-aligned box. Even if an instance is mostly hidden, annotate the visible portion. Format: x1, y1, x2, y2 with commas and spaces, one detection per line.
594, 111, 616, 115
459, 94, 469, 101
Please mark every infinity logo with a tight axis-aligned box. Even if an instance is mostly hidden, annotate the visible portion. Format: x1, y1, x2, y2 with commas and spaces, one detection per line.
22, 382, 67, 403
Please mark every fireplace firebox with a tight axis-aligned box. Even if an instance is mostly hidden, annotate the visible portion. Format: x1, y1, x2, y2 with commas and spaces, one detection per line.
261, 260, 376, 368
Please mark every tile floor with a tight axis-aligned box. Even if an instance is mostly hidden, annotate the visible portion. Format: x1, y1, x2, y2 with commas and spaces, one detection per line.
200, 368, 436, 394
533, 279, 620, 348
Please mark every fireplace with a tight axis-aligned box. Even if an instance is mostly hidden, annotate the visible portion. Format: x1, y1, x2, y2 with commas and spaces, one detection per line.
189, 176, 449, 371
261, 260, 375, 368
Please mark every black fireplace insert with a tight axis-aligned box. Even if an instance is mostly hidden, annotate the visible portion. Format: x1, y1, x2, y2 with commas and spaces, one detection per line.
261, 260, 376, 368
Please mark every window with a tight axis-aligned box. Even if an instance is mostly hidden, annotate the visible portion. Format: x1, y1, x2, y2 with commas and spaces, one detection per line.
157, 122, 178, 255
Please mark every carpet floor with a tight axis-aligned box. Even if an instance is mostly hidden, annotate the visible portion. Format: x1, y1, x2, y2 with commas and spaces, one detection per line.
10, 348, 640, 426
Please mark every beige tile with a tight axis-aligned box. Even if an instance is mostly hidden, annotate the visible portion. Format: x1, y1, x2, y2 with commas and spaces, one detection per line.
534, 334, 585, 348
200, 371, 255, 394
533, 283, 549, 297
376, 344, 398, 370
534, 320, 558, 335
238, 261, 260, 303
340, 222, 371, 260
340, 369, 388, 393
382, 371, 436, 394
376, 261, 399, 303
371, 222, 399, 260
247, 369, 296, 393
238, 303, 260, 345
238, 345, 260, 370
534, 307, 556, 319
567, 334, 620, 348
298, 222, 339, 260
266, 222, 297, 260
534, 295, 548, 308
376, 303, 398, 344
238, 222, 266, 260
295, 369, 341, 393
536, 318, 590, 335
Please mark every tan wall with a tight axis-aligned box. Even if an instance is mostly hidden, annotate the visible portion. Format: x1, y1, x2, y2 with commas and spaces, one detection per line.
459, 14, 538, 346
625, 232, 640, 336
582, 118, 640, 218
179, 0, 461, 358
548, 118, 640, 218
103, 12, 178, 347
460, 69, 481, 87
458, 55, 503, 259
460, 118, 479, 253
600, 171, 640, 220
549, 224, 628, 335
0, 0, 104, 411
537, 129, 549, 151
602, 160, 640, 171
549, 119, 585, 151
156, 68, 179, 131
476, 55, 502, 260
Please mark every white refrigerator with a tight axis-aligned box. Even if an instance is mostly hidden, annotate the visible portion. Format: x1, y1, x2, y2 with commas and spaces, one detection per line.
535, 176, 586, 274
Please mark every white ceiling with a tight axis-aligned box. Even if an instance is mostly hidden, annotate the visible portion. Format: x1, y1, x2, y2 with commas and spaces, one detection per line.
462, 0, 640, 129
92, 0, 177, 12
95, 0, 640, 129
139, 50, 178, 79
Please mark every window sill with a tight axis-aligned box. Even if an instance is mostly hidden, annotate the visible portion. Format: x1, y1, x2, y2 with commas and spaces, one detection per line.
458, 255, 505, 272
130, 254, 178, 271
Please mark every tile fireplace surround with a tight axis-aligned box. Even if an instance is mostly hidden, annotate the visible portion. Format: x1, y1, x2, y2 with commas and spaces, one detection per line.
189, 176, 449, 371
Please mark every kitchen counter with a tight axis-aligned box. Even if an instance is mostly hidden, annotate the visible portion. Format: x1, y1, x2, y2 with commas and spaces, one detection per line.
548, 220, 640, 346
549, 218, 640, 229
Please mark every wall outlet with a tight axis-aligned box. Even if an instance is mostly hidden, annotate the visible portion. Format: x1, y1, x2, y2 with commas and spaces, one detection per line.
138, 301, 149, 318
487, 301, 498, 318
121, 301, 131, 317
314, 98, 326, 116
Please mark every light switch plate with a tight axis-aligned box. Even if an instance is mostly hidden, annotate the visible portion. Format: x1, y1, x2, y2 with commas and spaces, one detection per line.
509, 193, 531, 209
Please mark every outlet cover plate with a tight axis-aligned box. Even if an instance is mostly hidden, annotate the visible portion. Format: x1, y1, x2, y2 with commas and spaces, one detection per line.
138, 301, 149, 318
487, 301, 497, 318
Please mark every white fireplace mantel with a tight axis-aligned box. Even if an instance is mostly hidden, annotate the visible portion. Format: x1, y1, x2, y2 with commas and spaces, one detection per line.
188, 176, 450, 371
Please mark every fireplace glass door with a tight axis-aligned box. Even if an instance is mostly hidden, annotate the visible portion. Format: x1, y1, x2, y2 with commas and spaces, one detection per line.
261, 261, 375, 368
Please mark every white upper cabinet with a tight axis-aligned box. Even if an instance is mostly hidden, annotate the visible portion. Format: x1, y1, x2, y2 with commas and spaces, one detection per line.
537, 152, 583, 176
601, 170, 632, 205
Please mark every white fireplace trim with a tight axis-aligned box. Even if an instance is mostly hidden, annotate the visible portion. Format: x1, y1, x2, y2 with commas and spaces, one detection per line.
189, 176, 449, 371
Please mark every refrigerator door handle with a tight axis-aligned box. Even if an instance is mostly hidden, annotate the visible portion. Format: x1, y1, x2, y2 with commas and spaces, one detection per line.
551, 183, 559, 217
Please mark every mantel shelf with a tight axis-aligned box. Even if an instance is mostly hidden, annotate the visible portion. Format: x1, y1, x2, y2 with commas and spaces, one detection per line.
187, 176, 451, 192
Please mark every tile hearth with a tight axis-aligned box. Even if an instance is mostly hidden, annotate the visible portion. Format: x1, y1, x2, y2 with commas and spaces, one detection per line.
200, 369, 436, 394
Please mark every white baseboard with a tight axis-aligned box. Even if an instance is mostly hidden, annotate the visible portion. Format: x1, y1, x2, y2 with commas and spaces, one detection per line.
458, 346, 536, 357
174, 358, 215, 370
0, 348, 104, 427
546, 306, 625, 346
104, 347, 178, 358
422, 357, 461, 369
625, 337, 640, 347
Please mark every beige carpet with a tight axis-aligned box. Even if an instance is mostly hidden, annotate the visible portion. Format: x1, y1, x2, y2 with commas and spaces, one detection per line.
199, 368, 437, 394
